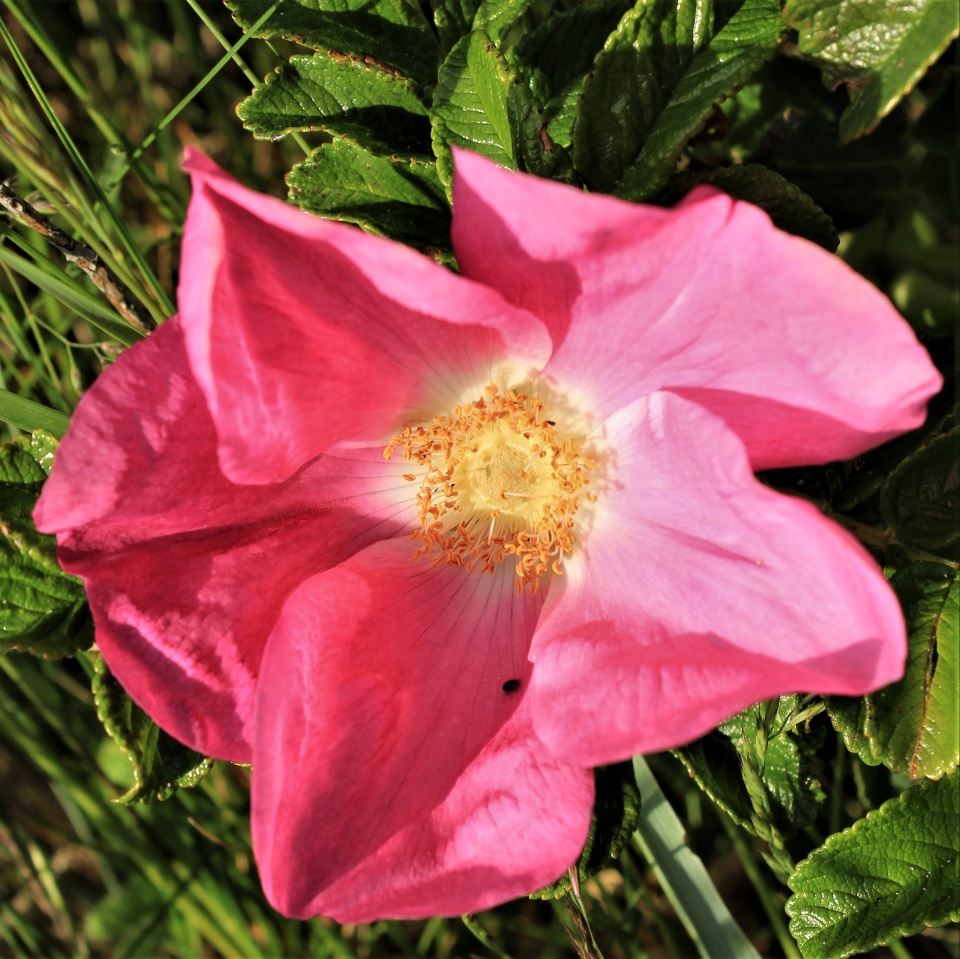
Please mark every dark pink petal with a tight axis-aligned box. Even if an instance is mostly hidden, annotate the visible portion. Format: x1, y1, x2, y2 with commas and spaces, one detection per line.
252, 540, 593, 921
451, 150, 941, 469
35, 320, 413, 762
529, 392, 906, 765
180, 150, 551, 484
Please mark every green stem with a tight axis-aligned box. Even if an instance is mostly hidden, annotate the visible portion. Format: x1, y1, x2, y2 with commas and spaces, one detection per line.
0, 15, 173, 319
886, 938, 914, 959
106, 2, 283, 188
720, 813, 802, 959
460, 914, 514, 959
829, 732, 847, 838
632, 756, 762, 959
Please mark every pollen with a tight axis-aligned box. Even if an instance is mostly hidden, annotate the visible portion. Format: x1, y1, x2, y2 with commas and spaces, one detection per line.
383, 384, 595, 591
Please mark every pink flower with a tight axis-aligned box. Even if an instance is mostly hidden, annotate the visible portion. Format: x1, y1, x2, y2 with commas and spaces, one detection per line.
35, 149, 941, 922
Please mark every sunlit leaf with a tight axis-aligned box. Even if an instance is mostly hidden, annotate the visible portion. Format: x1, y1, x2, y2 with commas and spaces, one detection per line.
786, 772, 960, 959
0, 435, 91, 659
430, 31, 517, 192
676, 696, 825, 838
237, 53, 430, 155
92, 655, 213, 805
784, 0, 960, 142
829, 563, 959, 780
572, 0, 716, 194
615, 0, 783, 200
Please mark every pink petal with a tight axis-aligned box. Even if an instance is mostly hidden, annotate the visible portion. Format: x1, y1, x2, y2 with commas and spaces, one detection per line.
35, 319, 414, 762
451, 150, 941, 469
180, 150, 551, 485
252, 540, 593, 921
529, 391, 906, 765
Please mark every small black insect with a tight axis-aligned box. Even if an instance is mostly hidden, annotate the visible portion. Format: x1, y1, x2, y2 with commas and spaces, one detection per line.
502, 679, 521, 694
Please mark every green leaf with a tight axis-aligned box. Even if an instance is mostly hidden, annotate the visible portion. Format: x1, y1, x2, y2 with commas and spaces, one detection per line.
786, 772, 960, 959
572, 0, 716, 194
0, 435, 92, 659
428, 0, 483, 52
661, 163, 839, 250
430, 31, 517, 193
614, 0, 783, 201
226, 0, 440, 85
472, 0, 533, 43
505, 69, 577, 185
784, 0, 960, 142
676, 696, 825, 839
287, 139, 450, 248
831, 563, 960, 781
544, 87, 579, 150
831, 406, 960, 515
92, 655, 213, 805
507, 0, 633, 153
237, 53, 430, 155
532, 761, 641, 898
509, 0, 633, 104
871, 564, 959, 780
827, 693, 881, 767
881, 427, 959, 555
720, 57, 912, 230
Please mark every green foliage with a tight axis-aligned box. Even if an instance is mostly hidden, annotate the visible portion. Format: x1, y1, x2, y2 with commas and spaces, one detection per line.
829, 563, 959, 781
507, 0, 633, 150
532, 761, 641, 899
226, 0, 440, 85
572, 0, 716, 194
784, 0, 960, 142
661, 163, 839, 249
472, 0, 533, 43
91, 655, 213, 805
288, 139, 450, 247
786, 772, 960, 959
0, 388, 71, 437
429, 0, 483, 52
881, 427, 960, 557
1, 0, 957, 955
237, 53, 431, 155
676, 696, 825, 883
430, 31, 518, 191
0, 433, 91, 659
614, 0, 783, 200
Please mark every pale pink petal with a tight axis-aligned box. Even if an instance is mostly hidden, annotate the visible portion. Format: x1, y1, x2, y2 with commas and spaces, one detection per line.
36, 320, 414, 762
252, 540, 593, 921
180, 150, 551, 485
452, 150, 941, 468
529, 392, 906, 765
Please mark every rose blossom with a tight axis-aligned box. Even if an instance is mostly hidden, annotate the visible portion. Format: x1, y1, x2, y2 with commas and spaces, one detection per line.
35, 149, 941, 921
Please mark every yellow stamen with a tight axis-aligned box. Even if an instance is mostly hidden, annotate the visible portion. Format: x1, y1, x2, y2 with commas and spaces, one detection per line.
384, 384, 595, 591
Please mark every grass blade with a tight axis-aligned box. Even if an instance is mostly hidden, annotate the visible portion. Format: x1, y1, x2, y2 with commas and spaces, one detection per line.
0, 387, 70, 435
632, 756, 761, 959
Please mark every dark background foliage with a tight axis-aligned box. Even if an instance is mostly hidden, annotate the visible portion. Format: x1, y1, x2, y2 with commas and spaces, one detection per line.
0, 1, 957, 956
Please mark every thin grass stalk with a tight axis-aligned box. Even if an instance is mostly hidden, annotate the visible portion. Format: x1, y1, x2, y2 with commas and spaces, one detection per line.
0, 16, 172, 319
106, 1, 283, 190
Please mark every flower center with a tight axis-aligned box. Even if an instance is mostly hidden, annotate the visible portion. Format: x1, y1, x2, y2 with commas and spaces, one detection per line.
384, 384, 595, 591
